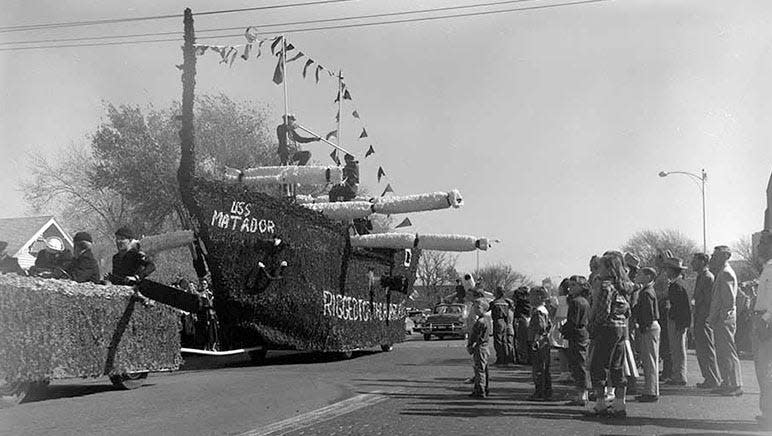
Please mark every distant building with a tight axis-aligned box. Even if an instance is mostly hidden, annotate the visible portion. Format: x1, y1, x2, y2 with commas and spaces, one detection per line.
0, 215, 73, 271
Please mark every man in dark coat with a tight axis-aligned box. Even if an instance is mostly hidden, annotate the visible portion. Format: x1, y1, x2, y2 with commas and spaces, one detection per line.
0, 240, 25, 275
108, 226, 155, 285
692, 252, 721, 389
276, 114, 319, 166
490, 286, 514, 365
664, 257, 692, 385
514, 286, 532, 364
66, 232, 101, 284
29, 237, 72, 277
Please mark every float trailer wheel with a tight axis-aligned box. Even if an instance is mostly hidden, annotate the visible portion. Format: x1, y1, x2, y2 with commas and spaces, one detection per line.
110, 372, 149, 390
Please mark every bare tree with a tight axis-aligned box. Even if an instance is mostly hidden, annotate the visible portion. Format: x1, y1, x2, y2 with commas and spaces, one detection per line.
416, 250, 458, 291
732, 235, 762, 279
621, 229, 699, 267
474, 262, 532, 291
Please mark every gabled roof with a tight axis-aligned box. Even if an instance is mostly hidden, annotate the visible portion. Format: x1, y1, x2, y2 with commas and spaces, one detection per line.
0, 215, 58, 255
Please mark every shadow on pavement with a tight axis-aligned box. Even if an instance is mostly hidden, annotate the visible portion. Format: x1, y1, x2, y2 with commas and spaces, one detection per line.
180, 350, 380, 371
21, 383, 122, 404
576, 415, 759, 433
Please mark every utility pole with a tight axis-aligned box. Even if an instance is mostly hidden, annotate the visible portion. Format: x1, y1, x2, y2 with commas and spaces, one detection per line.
178, 7, 197, 211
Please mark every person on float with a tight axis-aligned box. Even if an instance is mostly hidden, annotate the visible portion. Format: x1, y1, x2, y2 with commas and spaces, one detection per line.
28, 236, 72, 277
328, 153, 360, 202
708, 245, 743, 396
691, 252, 722, 389
106, 226, 155, 286
276, 113, 319, 166
66, 231, 101, 284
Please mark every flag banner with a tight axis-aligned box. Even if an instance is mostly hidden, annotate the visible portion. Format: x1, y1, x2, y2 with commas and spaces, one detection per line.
334, 91, 340, 103
286, 43, 295, 52
272, 52, 284, 84
270, 36, 283, 55
352, 110, 360, 119
365, 145, 375, 157
194, 45, 209, 57
302, 59, 314, 78
377, 166, 386, 182
343, 89, 352, 100
381, 184, 394, 196
330, 150, 340, 165
395, 217, 412, 228
287, 51, 304, 63
241, 43, 253, 60
325, 130, 338, 140
315, 65, 323, 83
359, 128, 368, 139
244, 27, 259, 43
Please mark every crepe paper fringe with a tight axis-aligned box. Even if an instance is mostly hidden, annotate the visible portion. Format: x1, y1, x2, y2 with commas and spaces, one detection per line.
225, 166, 344, 186
371, 190, 463, 215
0, 275, 181, 384
140, 230, 196, 254
351, 233, 490, 252
306, 201, 375, 220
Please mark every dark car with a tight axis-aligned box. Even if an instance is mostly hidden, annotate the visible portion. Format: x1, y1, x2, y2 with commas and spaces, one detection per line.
421, 303, 468, 340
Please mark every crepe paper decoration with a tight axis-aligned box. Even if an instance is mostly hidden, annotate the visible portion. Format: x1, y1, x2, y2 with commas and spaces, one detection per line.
359, 128, 368, 139
395, 218, 412, 228
372, 190, 464, 215
237, 165, 343, 185
381, 184, 394, 197
302, 59, 314, 78
287, 51, 304, 63
140, 230, 196, 254
365, 145, 375, 157
377, 166, 386, 182
350, 233, 490, 252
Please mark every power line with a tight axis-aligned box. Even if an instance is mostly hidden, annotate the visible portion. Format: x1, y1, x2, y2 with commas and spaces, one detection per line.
0, 0, 357, 33
0, 0, 541, 46
0, 0, 609, 52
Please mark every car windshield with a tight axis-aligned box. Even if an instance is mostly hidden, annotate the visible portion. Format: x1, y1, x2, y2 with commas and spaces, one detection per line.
434, 305, 462, 315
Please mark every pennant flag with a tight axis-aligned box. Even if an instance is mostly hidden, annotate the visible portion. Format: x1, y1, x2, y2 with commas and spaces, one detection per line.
377, 166, 386, 182
241, 43, 253, 60
359, 128, 368, 139
315, 65, 323, 83
365, 145, 375, 157
302, 59, 314, 78
244, 27, 259, 43
381, 184, 394, 196
287, 51, 304, 63
270, 36, 283, 55
343, 89, 352, 100
334, 91, 340, 103
175, 64, 183, 70
352, 110, 360, 119
330, 150, 340, 165
272, 52, 284, 84
194, 45, 209, 57
395, 217, 412, 228
325, 130, 338, 140
286, 43, 295, 52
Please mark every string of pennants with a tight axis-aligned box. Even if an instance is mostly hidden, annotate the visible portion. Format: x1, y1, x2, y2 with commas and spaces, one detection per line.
191, 28, 412, 229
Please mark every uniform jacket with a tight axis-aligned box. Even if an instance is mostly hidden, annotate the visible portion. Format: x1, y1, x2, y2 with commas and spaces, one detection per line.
708, 264, 738, 326
562, 295, 590, 342
468, 315, 491, 350
693, 269, 715, 322
491, 297, 514, 322
514, 297, 532, 319
668, 279, 692, 330
67, 249, 101, 284
633, 284, 659, 331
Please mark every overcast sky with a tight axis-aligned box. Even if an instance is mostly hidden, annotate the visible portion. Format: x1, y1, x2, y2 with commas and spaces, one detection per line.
1, 0, 770, 280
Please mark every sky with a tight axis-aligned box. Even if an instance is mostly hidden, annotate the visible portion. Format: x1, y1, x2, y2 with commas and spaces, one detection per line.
1, 0, 771, 280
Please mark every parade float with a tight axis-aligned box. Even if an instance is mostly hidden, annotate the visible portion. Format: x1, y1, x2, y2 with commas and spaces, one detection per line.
0, 8, 494, 407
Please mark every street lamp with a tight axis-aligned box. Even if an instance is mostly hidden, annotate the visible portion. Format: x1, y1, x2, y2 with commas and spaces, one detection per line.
658, 169, 708, 253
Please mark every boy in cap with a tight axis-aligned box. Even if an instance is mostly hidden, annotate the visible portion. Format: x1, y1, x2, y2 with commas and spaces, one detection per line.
467, 298, 491, 398
562, 277, 591, 406
276, 113, 319, 166
528, 286, 553, 401
664, 257, 692, 385
66, 231, 101, 284
108, 226, 155, 285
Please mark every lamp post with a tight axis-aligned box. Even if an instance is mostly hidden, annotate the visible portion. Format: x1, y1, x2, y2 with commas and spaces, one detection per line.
658, 169, 708, 253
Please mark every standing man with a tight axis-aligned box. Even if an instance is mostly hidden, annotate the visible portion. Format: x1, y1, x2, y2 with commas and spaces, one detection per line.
708, 245, 743, 396
664, 257, 692, 385
491, 286, 514, 365
66, 232, 101, 284
514, 286, 532, 364
692, 252, 722, 389
276, 114, 319, 166
653, 251, 673, 381
752, 231, 772, 428
633, 267, 660, 402
107, 227, 155, 286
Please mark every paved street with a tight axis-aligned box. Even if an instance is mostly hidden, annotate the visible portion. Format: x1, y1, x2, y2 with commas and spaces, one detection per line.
1, 336, 768, 435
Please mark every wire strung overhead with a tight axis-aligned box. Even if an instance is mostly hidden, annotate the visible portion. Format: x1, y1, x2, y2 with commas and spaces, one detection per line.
0, 0, 610, 51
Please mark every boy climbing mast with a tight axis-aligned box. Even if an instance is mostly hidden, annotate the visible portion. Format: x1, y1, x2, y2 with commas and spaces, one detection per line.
276, 113, 320, 166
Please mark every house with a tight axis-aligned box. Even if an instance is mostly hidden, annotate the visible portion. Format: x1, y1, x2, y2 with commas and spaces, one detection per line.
0, 216, 73, 271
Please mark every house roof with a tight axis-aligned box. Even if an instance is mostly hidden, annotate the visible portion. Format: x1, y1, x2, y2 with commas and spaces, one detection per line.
0, 215, 57, 255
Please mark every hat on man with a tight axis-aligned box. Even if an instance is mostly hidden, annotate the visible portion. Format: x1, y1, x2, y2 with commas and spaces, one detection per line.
282, 113, 297, 121
73, 231, 93, 243
714, 245, 732, 257
344, 153, 356, 162
530, 286, 550, 302
44, 236, 64, 252
639, 267, 658, 279
115, 226, 135, 240
624, 252, 640, 269
663, 257, 688, 271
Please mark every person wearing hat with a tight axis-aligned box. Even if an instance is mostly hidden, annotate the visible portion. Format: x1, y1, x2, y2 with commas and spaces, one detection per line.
562, 276, 591, 406
490, 286, 514, 365
28, 236, 72, 278
467, 297, 492, 398
708, 245, 743, 396
65, 232, 101, 284
653, 249, 674, 382
328, 153, 360, 202
276, 113, 319, 166
513, 286, 532, 364
663, 257, 692, 385
751, 231, 772, 427
0, 240, 25, 275
527, 286, 553, 401
633, 267, 660, 402
691, 252, 722, 389
108, 226, 155, 286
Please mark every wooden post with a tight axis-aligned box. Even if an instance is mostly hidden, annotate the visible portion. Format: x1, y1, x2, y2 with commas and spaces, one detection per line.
337, 70, 343, 159
178, 8, 197, 211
